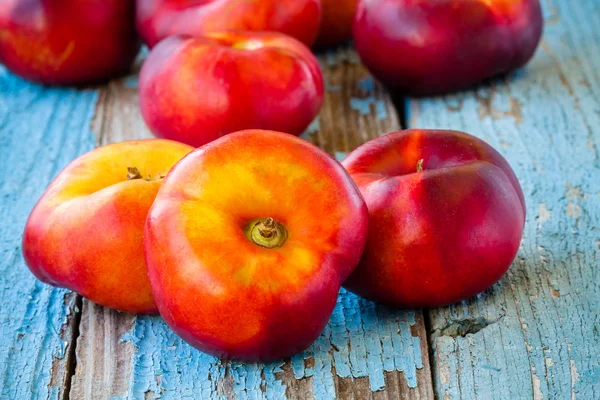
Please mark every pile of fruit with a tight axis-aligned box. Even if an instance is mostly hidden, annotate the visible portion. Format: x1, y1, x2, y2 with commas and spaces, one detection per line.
2, 0, 542, 362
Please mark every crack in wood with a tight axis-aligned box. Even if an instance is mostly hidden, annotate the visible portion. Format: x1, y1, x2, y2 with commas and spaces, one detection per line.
61, 295, 83, 400
49, 292, 81, 400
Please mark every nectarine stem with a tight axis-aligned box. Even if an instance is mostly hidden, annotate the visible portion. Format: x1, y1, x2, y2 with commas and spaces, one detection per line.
417, 159, 424, 172
127, 167, 166, 182
258, 217, 277, 238
127, 167, 142, 180
246, 218, 288, 249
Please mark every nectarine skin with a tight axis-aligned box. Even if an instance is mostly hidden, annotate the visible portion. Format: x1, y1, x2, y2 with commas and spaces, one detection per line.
137, 0, 321, 48
139, 32, 324, 147
342, 129, 526, 308
0, 0, 139, 85
314, 0, 358, 49
22, 140, 193, 314
353, 0, 543, 95
145, 130, 369, 361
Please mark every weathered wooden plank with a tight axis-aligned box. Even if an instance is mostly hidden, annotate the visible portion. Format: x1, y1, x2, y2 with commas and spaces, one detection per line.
70, 49, 434, 399
406, 0, 600, 398
0, 67, 97, 398
303, 48, 401, 158
69, 301, 136, 400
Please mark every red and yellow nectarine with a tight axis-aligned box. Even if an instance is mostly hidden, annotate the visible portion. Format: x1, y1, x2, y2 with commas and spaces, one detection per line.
145, 130, 369, 361
23, 140, 193, 313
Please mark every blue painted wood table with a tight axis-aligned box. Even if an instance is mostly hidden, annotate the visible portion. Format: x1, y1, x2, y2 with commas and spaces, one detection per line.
1, 0, 598, 398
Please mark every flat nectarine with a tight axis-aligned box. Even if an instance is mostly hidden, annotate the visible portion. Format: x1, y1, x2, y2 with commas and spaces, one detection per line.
139, 32, 324, 147
23, 140, 193, 313
145, 130, 369, 360
343, 129, 526, 307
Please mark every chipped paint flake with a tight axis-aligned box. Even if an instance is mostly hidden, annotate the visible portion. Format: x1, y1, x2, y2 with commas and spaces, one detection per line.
358, 76, 375, 92
123, 75, 139, 89
570, 359, 579, 400
538, 203, 552, 225
334, 152, 348, 162
349, 97, 388, 120
532, 373, 543, 400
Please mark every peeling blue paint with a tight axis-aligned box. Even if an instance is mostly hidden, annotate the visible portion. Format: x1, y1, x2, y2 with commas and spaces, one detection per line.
578, 365, 600, 385
350, 97, 388, 121
124, 316, 291, 400
334, 152, 348, 162
299, 117, 320, 141
322, 47, 360, 68
375, 101, 388, 120
350, 76, 389, 120
358, 77, 375, 92
123, 75, 139, 89
0, 68, 98, 398
350, 97, 373, 116
122, 290, 424, 399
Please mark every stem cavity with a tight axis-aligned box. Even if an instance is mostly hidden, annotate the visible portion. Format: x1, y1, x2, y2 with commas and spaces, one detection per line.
246, 217, 288, 249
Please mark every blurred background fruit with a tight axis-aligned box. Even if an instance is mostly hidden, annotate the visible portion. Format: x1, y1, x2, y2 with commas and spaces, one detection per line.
353, 0, 543, 95
314, 0, 358, 49
139, 32, 324, 147
0, 0, 139, 85
136, 0, 322, 48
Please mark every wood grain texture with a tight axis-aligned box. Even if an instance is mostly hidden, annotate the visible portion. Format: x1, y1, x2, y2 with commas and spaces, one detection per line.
406, 0, 600, 398
0, 67, 98, 399
70, 301, 136, 400
69, 49, 434, 400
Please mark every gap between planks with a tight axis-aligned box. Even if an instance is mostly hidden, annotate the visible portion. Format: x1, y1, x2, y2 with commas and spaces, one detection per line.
59, 295, 83, 400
